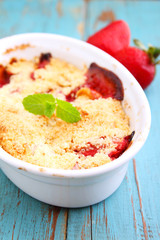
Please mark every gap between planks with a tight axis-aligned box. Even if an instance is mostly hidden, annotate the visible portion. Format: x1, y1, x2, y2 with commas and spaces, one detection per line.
133, 159, 148, 240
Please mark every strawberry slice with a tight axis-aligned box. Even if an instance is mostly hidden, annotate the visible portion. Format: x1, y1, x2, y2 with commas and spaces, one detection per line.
87, 20, 130, 57
38, 53, 52, 69
66, 63, 123, 101
109, 131, 135, 160
85, 63, 124, 100
30, 72, 35, 80
0, 65, 12, 88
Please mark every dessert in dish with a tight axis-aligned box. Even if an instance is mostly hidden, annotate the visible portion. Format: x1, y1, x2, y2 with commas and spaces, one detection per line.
0, 53, 134, 170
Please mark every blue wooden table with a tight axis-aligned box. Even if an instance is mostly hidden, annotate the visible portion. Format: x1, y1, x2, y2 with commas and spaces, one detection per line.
0, 1, 160, 239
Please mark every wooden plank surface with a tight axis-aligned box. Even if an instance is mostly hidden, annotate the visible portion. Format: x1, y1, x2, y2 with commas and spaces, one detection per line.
0, 0, 160, 239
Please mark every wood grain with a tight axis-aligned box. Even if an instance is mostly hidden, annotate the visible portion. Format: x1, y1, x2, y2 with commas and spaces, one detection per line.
133, 159, 148, 240
67, 207, 91, 239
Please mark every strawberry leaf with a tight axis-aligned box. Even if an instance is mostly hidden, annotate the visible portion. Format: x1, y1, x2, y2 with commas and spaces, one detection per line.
134, 39, 160, 64
147, 46, 160, 63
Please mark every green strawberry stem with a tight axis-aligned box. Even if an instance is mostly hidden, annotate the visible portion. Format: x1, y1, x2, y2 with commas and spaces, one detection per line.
133, 39, 160, 65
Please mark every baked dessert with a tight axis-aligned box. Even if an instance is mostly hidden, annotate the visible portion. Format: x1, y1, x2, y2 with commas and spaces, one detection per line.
0, 53, 134, 170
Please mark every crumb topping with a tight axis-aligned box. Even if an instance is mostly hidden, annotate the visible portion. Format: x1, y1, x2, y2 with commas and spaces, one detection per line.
0, 54, 132, 169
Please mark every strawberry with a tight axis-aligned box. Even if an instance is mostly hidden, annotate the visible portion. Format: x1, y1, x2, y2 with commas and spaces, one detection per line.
114, 40, 160, 89
87, 20, 130, 57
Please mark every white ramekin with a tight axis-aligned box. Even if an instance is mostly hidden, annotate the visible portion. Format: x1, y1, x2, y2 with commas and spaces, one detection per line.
0, 33, 151, 208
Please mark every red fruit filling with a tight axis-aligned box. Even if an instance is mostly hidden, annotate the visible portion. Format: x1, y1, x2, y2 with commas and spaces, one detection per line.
89, 89, 102, 99
9, 58, 17, 64
10, 88, 20, 94
108, 131, 135, 160
74, 142, 106, 157
30, 53, 52, 80
85, 63, 124, 100
72, 162, 79, 170
38, 53, 52, 69
66, 63, 123, 101
0, 65, 12, 88
74, 132, 134, 159
66, 85, 81, 102
30, 72, 35, 80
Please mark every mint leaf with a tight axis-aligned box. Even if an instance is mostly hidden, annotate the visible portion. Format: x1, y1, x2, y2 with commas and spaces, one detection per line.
22, 94, 56, 117
56, 99, 81, 123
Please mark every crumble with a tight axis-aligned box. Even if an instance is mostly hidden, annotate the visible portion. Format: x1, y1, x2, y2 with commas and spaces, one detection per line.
0, 53, 134, 169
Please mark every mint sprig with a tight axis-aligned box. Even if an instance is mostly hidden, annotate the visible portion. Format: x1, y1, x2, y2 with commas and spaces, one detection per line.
22, 94, 81, 123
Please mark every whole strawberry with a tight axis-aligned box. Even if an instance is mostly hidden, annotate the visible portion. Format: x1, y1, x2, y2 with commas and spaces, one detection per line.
114, 40, 160, 89
87, 20, 130, 57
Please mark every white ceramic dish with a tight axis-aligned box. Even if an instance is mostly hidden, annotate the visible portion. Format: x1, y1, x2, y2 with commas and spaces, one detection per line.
0, 33, 151, 208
